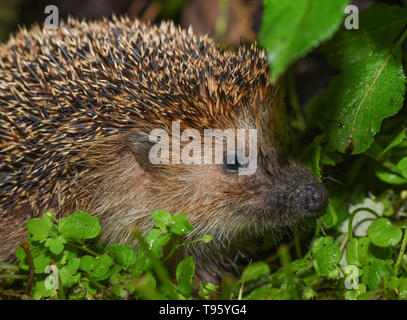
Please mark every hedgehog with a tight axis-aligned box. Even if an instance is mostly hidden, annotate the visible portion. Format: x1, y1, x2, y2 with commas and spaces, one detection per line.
0, 16, 328, 283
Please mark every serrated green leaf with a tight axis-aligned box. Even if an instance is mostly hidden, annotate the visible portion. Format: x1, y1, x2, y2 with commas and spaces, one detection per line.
45, 236, 67, 255
307, 4, 407, 154
367, 218, 402, 247
171, 213, 193, 235
26, 216, 53, 242
151, 210, 173, 232
32, 254, 51, 275
144, 229, 172, 258
60, 257, 81, 288
259, 0, 348, 80
361, 258, 393, 290
32, 280, 54, 300
307, 53, 406, 154
176, 256, 196, 296
59, 211, 101, 240
311, 237, 342, 276
108, 244, 137, 269
324, 4, 407, 69
80, 255, 113, 281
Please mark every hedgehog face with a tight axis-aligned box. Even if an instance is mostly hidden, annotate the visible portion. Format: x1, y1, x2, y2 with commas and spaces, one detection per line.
170, 130, 329, 236
127, 118, 327, 241
215, 147, 329, 230
123, 82, 328, 240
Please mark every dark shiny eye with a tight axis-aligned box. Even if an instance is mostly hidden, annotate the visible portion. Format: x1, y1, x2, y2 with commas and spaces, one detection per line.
223, 153, 248, 173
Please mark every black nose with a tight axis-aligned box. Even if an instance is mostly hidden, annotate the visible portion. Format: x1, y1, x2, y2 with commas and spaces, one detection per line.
303, 183, 328, 213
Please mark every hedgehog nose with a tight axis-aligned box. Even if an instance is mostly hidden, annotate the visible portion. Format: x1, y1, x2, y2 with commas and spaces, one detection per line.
304, 183, 328, 213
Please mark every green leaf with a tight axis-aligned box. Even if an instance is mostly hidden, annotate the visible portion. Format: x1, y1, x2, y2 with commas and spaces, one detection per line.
202, 235, 213, 243
241, 261, 270, 282
144, 229, 172, 258
80, 255, 114, 281
378, 129, 406, 159
132, 272, 163, 299
375, 171, 407, 185
45, 236, 67, 255
26, 216, 53, 242
307, 4, 407, 154
346, 238, 359, 266
108, 244, 137, 269
243, 287, 290, 300
307, 53, 406, 154
259, 0, 348, 80
32, 280, 54, 300
199, 283, 218, 299
33, 254, 51, 274
15, 247, 29, 271
367, 218, 402, 247
80, 279, 97, 296
171, 213, 193, 235
311, 237, 342, 276
151, 211, 193, 235
361, 258, 393, 290
396, 278, 407, 300
60, 257, 81, 288
302, 287, 317, 300
59, 211, 101, 240
397, 157, 407, 178
151, 210, 173, 232
176, 256, 196, 296
301, 135, 323, 179
321, 149, 342, 166
358, 237, 371, 266
324, 4, 407, 69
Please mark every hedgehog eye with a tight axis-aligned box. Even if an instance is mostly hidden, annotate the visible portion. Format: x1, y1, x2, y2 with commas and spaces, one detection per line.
223, 153, 248, 173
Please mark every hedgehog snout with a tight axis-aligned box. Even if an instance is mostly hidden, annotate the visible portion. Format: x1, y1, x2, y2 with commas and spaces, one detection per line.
298, 182, 328, 215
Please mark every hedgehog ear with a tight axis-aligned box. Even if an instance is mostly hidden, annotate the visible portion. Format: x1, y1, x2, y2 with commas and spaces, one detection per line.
127, 130, 170, 173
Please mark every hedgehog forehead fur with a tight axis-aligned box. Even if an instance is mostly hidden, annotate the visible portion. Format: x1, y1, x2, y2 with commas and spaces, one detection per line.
0, 16, 272, 216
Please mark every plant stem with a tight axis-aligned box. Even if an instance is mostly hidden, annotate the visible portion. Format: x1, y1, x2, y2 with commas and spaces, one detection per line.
132, 230, 180, 297
395, 228, 407, 274
163, 238, 180, 262
0, 274, 27, 280
392, 25, 407, 55
339, 234, 349, 253
0, 263, 19, 271
348, 207, 381, 241
72, 242, 99, 257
